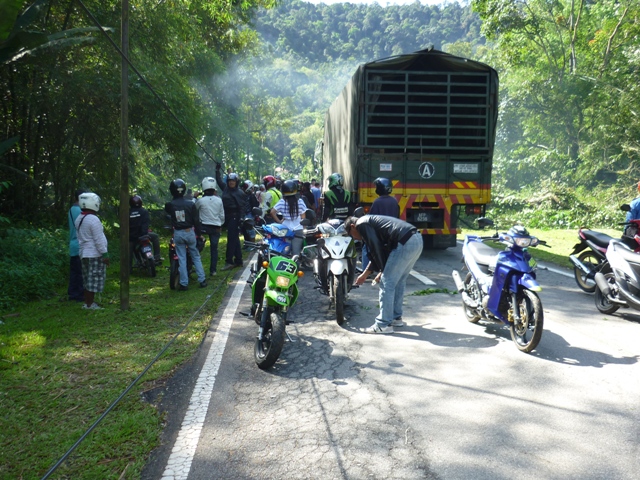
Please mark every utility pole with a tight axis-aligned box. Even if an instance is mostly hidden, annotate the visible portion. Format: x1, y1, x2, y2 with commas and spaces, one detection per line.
119, 0, 130, 310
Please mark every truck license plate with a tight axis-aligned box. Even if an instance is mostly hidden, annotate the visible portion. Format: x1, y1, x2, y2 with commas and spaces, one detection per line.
415, 212, 430, 222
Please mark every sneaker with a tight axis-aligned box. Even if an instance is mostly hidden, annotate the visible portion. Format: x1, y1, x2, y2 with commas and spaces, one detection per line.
199, 281, 208, 288
361, 324, 394, 334
221, 264, 235, 271
82, 303, 103, 310
391, 318, 405, 327
179, 285, 188, 291
210, 271, 217, 277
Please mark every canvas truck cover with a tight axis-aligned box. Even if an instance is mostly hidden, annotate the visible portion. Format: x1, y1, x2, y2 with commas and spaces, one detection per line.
322, 48, 499, 193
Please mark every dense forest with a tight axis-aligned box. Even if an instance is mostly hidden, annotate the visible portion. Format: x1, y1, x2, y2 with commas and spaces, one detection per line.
2, 0, 640, 228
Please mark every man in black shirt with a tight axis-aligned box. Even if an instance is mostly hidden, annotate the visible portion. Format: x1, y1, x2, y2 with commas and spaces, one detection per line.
345, 215, 423, 334
165, 179, 207, 290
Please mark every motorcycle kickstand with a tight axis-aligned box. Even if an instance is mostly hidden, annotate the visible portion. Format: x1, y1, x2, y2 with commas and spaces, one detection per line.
285, 330, 296, 343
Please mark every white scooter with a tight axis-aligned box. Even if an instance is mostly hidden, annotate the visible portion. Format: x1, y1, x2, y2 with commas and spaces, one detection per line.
303, 219, 357, 325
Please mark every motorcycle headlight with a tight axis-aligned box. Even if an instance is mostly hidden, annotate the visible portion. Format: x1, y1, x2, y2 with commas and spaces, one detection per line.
276, 276, 290, 287
271, 225, 289, 237
514, 237, 532, 248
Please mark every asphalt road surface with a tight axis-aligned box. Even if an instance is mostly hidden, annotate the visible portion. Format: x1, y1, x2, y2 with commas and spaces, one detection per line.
143, 242, 640, 480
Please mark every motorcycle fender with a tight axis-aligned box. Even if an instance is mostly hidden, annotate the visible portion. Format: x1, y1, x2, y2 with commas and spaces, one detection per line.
328, 259, 349, 276
265, 289, 290, 307
518, 273, 542, 292
570, 241, 588, 255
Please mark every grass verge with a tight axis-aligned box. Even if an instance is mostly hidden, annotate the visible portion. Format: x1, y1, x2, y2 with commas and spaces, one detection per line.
0, 231, 234, 479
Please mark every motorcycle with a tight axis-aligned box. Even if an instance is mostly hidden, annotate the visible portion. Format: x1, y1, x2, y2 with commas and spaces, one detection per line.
569, 215, 640, 293
451, 219, 548, 353
132, 234, 157, 277
302, 219, 357, 325
245, 211, 306, 369
168, 229, 206, 290
589, 204, 640, 315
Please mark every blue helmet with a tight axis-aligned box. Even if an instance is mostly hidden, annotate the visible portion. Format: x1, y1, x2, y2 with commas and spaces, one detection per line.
374, 177, 392, 196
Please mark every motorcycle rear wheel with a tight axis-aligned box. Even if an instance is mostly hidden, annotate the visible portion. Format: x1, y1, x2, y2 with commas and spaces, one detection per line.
594, 272, 620, 315
334, 274, 346, 325
169, 259, 180, 290
574, 250, 600, 293
462, 272, 481, 323
255, 311, 286, 370
509, 289, 544, 353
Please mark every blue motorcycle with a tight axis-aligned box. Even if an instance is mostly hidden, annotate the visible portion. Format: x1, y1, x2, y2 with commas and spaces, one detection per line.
452, 219, 547, 353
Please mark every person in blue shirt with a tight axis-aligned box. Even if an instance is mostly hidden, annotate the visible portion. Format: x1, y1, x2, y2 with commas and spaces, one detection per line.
626, 181, 640, 222
67, 188, 85, 301
362, 178, 400, 275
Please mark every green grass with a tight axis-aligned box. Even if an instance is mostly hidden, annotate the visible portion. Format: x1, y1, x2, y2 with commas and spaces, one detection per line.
0, 231, 233, 479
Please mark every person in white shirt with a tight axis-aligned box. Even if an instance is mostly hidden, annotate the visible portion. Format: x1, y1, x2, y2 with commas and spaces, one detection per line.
196, 177, 225, 276
270, 180, 307, 255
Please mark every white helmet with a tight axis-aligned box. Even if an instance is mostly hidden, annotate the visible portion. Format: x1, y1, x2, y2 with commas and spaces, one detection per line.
79, 192, 101, 212
201, 177, 218, 191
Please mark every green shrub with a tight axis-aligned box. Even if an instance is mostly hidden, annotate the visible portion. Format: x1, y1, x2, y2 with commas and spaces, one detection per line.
0, 228, 68, 311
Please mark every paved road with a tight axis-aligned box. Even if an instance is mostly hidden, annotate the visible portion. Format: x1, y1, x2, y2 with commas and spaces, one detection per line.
143, 244, 640, 480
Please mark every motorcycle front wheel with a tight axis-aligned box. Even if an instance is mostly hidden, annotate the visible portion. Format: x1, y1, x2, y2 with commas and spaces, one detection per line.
594, 272, 620, 315
334, 274, 346, 325
146, 257, 157, 278
169, 259, 180, 290
255, 311, 286, 370
462, 272, 481, 323
509, 289, 543, 353
574, 250, 600, 293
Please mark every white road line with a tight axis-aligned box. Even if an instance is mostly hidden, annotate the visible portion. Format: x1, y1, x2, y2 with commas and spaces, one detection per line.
410, 269, 436, 285
161, 266, 251, 480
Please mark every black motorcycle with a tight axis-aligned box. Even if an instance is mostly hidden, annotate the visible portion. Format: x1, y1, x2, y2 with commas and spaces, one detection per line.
132, 234, 157, 277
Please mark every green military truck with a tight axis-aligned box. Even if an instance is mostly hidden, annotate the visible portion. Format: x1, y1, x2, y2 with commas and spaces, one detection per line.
321, 47, 499, 248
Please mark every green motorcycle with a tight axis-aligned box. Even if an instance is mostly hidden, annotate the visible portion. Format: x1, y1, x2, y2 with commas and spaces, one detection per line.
249, 238, 304, 370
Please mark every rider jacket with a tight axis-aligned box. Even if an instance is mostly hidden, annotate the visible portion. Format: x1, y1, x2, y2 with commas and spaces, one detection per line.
165, 197, 200, 233
354, 215, 418, 272
322, 186, 352, 221
129, 206, 150, 241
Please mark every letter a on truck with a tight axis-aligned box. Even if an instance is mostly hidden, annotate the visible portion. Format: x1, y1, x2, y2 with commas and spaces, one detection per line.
321, 47, 499, 249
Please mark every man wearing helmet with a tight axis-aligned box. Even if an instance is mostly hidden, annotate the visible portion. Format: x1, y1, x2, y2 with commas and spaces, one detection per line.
67, 188, 85, 302
361, 177, 400, 276
322, 172, 353, 222
74, 192, 109, 310
165, 179, 208, 289
260, 175, 282, 220
196, 177, 224, 276
216, 165, 248, 270
129, 195, 162, 267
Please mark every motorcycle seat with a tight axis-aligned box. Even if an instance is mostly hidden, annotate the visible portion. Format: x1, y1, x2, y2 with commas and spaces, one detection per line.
582, 229, 614, 249
467, 241, 499, 267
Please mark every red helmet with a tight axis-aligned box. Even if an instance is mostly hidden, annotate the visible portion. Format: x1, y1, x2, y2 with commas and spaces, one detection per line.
263, 175, 276, 190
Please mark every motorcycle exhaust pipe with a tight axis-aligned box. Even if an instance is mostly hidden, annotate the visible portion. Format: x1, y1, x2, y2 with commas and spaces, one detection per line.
569, 254, 592, 276
594, 272, 611, 296
452, 270, 479, 309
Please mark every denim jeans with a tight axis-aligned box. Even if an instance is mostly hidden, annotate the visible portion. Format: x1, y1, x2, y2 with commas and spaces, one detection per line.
202, 224, 221, 274
375, 233, 423, 328
174, 228, 206, 286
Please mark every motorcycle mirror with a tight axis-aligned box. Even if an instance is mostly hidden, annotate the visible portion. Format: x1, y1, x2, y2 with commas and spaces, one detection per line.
252, 207, 263, 217
477, 217, 494, 229
621, 204, 631, 212
353, 206, 365, 218
301, 218, 311, 227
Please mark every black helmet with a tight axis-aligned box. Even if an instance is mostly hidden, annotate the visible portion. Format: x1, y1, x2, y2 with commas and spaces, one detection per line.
374, 177, 392, 196
129, 195, 143, 208
170, 178, 186, 198
227, 173, 239, 185
281, 179, 298, 197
